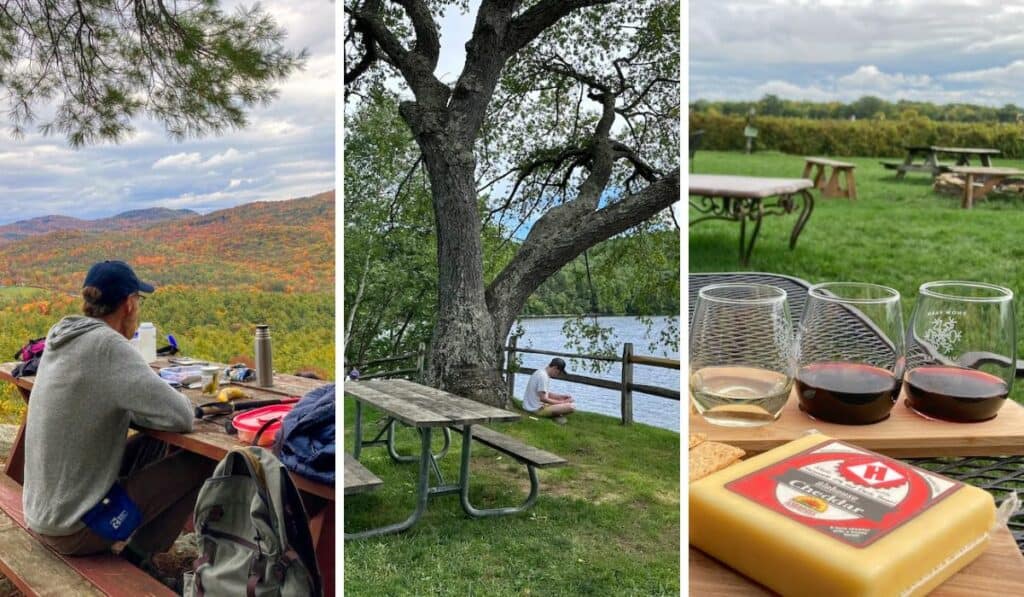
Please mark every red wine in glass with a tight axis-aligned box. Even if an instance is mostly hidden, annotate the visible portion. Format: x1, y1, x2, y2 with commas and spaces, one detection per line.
796, 362, 900, 424
905, 366, 1009, 422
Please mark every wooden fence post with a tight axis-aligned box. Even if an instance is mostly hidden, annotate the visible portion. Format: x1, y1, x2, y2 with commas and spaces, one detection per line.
416, 342, 426, 381
505, 336, 517, 404
621, 342, 633, 425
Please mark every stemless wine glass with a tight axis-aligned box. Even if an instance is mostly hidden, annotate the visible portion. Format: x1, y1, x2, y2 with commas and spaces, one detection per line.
795, 282, 904, 425
689, 284, 795, 427
905, 281, 1016, 422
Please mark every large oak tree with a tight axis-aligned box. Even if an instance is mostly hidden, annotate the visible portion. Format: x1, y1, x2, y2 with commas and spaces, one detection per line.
346, 0, 679, 405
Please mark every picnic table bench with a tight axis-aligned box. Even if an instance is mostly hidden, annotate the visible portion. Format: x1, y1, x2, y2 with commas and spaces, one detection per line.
0, 358, 336, 596
689, 174, 814, 265
947, 166, 1024, 209
344, 378, 568, 539
802, 157, 857, 199
344, 453, 383, 495
882, 145, 1001, 178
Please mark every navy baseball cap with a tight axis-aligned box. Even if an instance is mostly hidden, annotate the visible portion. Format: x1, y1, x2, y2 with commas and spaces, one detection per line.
83, 261, 155, 306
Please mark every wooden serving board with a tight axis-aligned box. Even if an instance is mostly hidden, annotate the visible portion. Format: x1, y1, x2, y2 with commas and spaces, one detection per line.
690, 526, 1024, 596
689, 390, 1024, 457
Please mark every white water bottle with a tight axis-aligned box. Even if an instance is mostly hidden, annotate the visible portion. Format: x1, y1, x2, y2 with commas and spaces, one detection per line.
138, 322, 158, 363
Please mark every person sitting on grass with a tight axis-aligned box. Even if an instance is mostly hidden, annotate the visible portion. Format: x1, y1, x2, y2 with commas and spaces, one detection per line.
522, 357, 576, 424
23, 260, 213, 584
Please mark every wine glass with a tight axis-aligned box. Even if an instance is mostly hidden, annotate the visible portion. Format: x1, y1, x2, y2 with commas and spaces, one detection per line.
689, 284, 795, 427
795, 282, 904, 424
905, 281, 1015, 422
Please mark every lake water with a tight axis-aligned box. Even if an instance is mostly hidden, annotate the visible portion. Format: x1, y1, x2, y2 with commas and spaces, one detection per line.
510, 316, 680, 432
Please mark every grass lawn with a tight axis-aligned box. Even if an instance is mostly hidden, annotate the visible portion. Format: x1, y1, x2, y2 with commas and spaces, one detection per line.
690, 150, 1024, 401
343, 397, 680, 596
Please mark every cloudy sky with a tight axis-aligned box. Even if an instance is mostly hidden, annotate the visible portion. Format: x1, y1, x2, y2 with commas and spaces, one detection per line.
0, 0, 333, 224
691, 0, 1024, 106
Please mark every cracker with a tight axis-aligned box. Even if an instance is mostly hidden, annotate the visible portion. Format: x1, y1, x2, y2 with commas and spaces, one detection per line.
688, 433, 708, 450
689, 441, 745, 482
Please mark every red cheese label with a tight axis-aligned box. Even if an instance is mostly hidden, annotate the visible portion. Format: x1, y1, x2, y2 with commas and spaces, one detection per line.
725, 439, 963, 547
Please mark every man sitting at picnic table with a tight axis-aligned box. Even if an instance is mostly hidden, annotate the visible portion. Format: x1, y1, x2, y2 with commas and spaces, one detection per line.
22, 260, 213, 578
522, 358, 576, 424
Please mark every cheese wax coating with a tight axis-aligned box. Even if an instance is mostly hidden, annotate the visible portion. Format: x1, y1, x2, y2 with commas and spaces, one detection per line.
690, 434, 996, 597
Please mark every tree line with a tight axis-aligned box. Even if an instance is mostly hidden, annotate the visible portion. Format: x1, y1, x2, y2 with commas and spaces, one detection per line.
691, 95, 1024, 124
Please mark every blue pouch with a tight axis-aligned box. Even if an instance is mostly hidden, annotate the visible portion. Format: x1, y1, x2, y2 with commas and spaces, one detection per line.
81, 483, 142, 541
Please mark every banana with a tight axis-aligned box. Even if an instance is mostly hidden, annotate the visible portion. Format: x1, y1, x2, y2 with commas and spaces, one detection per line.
217, 387, 250, 402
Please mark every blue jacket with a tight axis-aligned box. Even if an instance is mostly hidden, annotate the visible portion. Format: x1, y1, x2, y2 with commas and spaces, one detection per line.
277, 384, 335, 485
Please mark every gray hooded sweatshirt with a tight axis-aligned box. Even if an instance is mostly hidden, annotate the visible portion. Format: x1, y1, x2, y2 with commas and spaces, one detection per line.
23, 316, 194, 536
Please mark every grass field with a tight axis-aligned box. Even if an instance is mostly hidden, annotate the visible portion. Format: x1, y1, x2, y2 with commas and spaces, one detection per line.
343, 399, 680, 596
690, 150, 1024, 400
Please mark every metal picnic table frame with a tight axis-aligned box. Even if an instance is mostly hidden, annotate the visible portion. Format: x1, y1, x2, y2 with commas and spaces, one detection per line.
689, 175, 815, 266
344, 378, 538, 540
689, 272, 1024, 552
0, 357, 337, 596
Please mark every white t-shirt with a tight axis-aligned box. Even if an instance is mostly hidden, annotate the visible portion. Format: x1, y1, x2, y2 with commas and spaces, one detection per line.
522, 368, 551, 412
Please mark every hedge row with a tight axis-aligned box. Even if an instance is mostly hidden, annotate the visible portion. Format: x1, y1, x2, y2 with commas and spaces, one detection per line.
691, 113, 1024, 159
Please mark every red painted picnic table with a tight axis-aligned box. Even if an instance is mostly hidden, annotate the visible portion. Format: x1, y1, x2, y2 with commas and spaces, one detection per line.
0, 357, 336, 596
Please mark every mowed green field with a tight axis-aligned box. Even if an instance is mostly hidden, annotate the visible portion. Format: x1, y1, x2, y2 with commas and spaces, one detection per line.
343, 399, 681, 595
690, 150, 1024, 400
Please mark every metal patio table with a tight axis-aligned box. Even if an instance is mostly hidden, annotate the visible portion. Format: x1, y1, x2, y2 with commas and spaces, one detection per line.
689, 175, 815, 266
344, 378, 524, 540
690, 272, 1024, 551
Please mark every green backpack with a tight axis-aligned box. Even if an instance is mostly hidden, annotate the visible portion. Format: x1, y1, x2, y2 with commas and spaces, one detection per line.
184, 446, 323, 597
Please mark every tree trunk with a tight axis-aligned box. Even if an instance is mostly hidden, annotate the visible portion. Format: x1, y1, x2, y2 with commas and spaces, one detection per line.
417, 133, 508, 406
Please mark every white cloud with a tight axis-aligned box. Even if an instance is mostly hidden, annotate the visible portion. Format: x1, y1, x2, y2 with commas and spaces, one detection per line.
202, 148, 249, 168
0, 0, 333, 224
837, 65, 933, 91
945, 60, 1024, 83
152, 152, 203, 170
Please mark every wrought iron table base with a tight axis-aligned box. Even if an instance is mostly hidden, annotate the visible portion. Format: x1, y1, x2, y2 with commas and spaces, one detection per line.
689, 189, 814, 265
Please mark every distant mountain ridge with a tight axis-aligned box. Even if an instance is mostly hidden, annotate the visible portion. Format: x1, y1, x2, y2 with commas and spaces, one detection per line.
0, 191, 334, 293
0, 207, 198, 241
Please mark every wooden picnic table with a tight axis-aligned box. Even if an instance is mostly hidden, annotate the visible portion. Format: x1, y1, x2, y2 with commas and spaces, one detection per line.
947, 166, 1024, 209
689, 174, 814, 265
883, 145, 1001, 178
0, 357, 336, 595
345, 379, 565, 539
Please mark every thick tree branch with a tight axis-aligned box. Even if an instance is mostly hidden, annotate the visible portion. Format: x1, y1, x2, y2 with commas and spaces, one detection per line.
392, 0, 440, 69
506, 0, 618, 53
485, 168, 680, 331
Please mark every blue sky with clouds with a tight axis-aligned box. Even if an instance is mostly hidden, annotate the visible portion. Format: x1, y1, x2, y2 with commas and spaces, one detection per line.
691, 0, 1024, 106
0, 0, 333, 225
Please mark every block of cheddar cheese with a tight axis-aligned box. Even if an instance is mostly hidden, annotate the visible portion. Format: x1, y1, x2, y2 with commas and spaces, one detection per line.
690, 433, 996, 597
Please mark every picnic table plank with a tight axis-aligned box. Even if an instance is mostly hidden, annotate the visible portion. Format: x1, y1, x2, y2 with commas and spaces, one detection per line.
371, 379, 520, 424
344, 454, 383, 495
344, 382, 453, 427
148, 358, 323, 397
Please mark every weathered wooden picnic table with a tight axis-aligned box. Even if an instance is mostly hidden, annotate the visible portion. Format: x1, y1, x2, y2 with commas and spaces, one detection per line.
689, 174, 814, 266
882, 145, 1001, 178
344, 378, 567, 539
802, 157, 857, 199
947, 166, 1024, 209
0, 358, 336, 596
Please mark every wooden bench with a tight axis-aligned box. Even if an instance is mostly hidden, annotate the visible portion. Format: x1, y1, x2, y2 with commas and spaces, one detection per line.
0, 475, 174, 597
802, 157, 857, 199
344, 453, 383, 495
